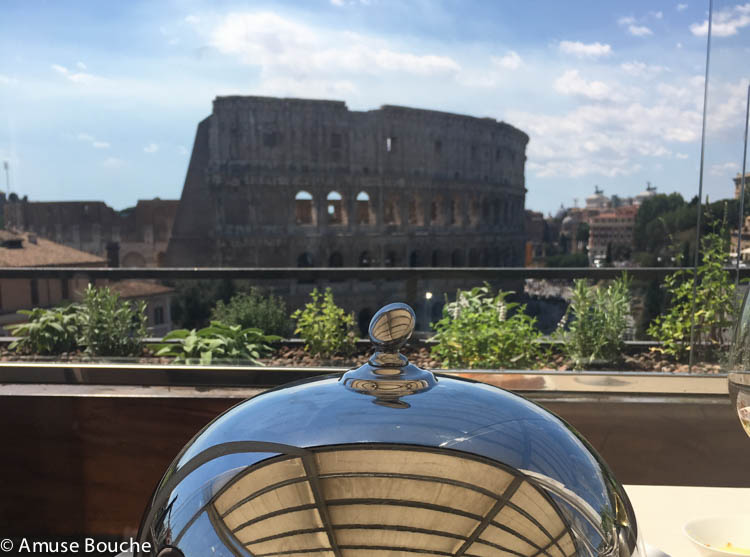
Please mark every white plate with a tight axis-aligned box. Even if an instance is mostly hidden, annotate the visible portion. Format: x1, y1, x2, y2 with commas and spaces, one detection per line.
684, 516, 750, 556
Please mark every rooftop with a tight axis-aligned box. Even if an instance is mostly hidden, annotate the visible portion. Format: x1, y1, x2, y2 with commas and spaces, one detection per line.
0, 231, 104, 267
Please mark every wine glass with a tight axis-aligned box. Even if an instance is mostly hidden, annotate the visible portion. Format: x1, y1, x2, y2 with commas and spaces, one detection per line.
727, 289, 750, 437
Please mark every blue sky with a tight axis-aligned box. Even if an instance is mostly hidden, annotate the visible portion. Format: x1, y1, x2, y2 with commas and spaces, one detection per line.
1, 0, 749, 215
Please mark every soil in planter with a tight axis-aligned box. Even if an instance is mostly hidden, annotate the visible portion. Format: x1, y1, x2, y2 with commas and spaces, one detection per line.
0, 344, 722, 373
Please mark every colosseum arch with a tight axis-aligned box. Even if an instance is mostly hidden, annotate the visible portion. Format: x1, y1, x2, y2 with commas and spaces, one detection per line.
482, 198, 491, 226
329, 252, 343, 267
384, 250, 398, 267
430, 195, 444, 227
297, 252, 314, 267
295, 191, 315, 225
468, 248, 480, 267
451, 249, 465, 267
431, 249, 443, 267
355, 191, 373, 225
408, 194, 425, 226
326, 191, 346, 225
409, 250, 419, 267
469, 197, 480, 228
383, 194, 400, 226
358, 251, 373, 267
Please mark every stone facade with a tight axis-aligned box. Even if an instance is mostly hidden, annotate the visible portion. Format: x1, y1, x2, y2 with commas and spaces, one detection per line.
166, 96, 529, 329
4, 199, 178, 267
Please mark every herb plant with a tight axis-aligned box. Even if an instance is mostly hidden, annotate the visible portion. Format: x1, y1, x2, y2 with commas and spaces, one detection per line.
9, 305, 82, 355
291, 288, 356, 358
430, 285, 545, 369
77, 284, 148, 357
211, 288, 292, 337
152, 322, 280, 365
647, 230, 735, 359
556, 275, 632, 369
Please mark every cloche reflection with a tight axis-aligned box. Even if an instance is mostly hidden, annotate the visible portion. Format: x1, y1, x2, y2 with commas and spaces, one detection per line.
137, 303, 645, 556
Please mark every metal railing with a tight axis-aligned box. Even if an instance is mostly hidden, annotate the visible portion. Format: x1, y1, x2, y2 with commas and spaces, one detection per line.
1, 265, 748, 280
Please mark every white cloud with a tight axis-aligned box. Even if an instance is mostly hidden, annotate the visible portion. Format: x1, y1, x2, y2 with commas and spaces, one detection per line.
554, 70, 611, 101
691, 3, 750, 37
101, 157, 124, 168
677, 3, 688, 12
177, 145, 189, 155
0, 74, 19, 85
618, 15, 654, 36
558, 40, 612, 58
676, 153, 689, 159
207, 11, 461, 87
184, 15, 200, 24
330, 0, 345, 5
75, 132, 109, 149
620, 61, 667, 76
628, 24, 654, 36
76, 61, 87, 70
52, 63, 101, 85
711, 161, 739, 175
650, 11, 664, 19
144, 143, 159, 154
492, 51, 522, 70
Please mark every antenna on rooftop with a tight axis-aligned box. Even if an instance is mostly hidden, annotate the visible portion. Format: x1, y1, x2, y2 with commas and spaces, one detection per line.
2, 161, 8, 197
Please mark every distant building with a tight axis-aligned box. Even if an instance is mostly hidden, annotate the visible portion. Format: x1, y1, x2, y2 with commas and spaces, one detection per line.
0, 230, 172, 335
525, 210, 546, 264
3, 198, 178, 267
165, 95, 529, 330
587, 205, 639, 262
730, 215, 750, 263
734, 172, 750, 200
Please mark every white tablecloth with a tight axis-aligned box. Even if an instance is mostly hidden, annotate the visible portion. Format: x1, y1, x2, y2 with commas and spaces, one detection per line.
625, 484, 750, 556
118, 485, 750, 557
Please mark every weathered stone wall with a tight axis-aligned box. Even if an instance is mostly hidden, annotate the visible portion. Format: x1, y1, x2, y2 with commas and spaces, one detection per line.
168, 96, 528, 266
166, 96, 529, 325
4, 199, 178, 267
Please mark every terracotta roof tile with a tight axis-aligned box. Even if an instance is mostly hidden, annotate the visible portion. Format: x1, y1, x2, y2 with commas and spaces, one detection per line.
0, 232, 104, 267
107, 280, 174, 298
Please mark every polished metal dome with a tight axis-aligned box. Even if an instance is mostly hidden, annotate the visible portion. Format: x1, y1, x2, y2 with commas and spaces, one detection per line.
137, 303, 645, 557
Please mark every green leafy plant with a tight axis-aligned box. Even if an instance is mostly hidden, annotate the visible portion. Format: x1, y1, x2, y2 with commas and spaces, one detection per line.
151, 321, 280, 365
647, 230, 735, 359
291, 288, 356, 358
77, 284, 148, 357
430, 285, 545, 369
8, 305, 82, 355
211, 288, 292, 337
556, 275, 632, 369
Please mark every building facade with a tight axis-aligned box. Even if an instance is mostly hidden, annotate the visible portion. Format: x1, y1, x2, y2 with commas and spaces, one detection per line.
4, 198, 178, 267
166, 96, 529, 328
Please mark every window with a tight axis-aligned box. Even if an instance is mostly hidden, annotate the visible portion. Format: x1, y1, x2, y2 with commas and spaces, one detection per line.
294, 191, 315, 225
451, 249, 464, 267
434, 140, 442, 154
327, 191, 345, 225
386, 136, 395, 152
30, 279, 39, 306
154, 306, 164, 325
355, 191, 372, 225
330, 132, 342, 149
409, 251, 419, 267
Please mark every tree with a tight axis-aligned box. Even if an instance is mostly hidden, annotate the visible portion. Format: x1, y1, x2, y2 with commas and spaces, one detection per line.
576, 222, 589, 244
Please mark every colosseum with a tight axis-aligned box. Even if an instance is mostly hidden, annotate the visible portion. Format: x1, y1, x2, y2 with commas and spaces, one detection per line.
166, 96, 529, 330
